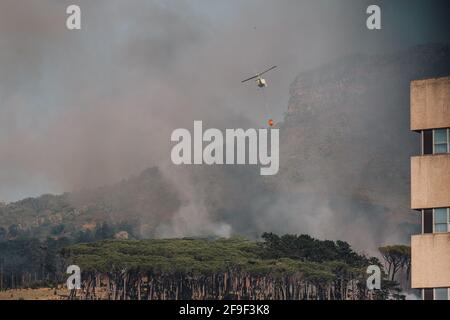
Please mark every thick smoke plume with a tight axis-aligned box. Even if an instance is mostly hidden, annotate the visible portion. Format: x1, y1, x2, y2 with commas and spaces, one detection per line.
1, 0, 449, 251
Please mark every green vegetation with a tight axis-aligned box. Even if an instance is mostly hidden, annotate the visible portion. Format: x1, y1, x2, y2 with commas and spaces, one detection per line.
0, 222, 136, 290
378, 245, 411, 281
63, 236, 352, 278
60, 234, 398, 300
0, 232, 410, 300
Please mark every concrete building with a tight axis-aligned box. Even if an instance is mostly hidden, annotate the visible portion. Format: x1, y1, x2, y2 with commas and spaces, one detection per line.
410, 76, 450, 300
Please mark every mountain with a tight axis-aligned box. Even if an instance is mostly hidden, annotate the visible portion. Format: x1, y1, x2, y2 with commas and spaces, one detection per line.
0, 167, 180, 239
1, 44, 449, 248
271, 43, 450, 246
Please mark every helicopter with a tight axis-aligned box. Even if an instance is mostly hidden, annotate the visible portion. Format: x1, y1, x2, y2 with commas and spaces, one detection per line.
241, 66, 278, 127
241, 66, 277, 88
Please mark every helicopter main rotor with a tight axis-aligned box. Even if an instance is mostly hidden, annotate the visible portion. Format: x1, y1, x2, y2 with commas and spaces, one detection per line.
241, 66, 277, 87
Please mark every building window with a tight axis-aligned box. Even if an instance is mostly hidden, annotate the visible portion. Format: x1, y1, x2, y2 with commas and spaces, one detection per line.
433, 208, 449, 233
434, 288, 449, 300
423, 208, 450, 234
433, 128, 449, 154
423, 288, 450, 300
422, 130, 433, 155
423, 288, 433, 300
423, 209, 433, 234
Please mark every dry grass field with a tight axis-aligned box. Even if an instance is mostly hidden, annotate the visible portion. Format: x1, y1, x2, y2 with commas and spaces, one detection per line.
0, 288, 68, 300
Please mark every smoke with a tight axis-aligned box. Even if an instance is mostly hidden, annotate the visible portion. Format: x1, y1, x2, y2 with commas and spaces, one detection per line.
151, 162, 231, 238
1, 1, 449, 250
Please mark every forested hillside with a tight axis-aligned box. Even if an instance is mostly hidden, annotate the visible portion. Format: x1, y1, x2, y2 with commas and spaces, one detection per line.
0, 168, 179, 240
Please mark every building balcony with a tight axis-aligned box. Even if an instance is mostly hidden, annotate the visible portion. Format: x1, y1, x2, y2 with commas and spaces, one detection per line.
411, 77, 450, 131
411, 154, 450, 210
411, 233, 450, 289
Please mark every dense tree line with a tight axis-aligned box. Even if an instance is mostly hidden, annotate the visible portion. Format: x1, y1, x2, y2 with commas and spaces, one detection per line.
0, 220, 136, 242
0, 222, 135, 290
260, 233, 377, 267
62, 236, 410, 300
0, 238, 69, 289
0, 231, 411, 299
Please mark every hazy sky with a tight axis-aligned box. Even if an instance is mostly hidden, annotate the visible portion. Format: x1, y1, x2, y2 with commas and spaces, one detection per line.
0, 0, 449, 202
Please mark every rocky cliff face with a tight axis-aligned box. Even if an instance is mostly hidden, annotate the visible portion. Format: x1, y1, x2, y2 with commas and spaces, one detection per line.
270, 44, 450, 247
